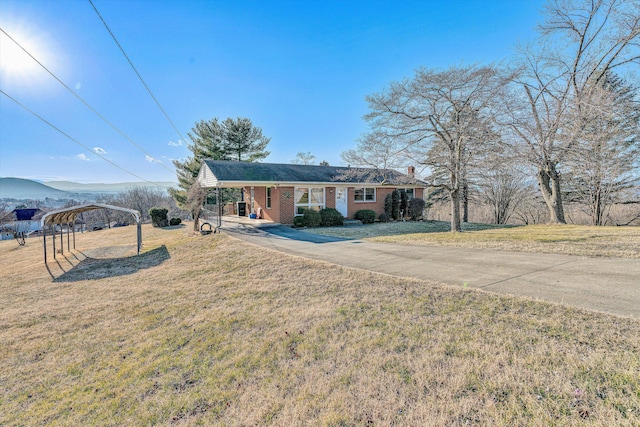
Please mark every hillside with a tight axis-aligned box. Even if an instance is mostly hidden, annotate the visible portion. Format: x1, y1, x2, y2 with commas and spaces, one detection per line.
0, 177, 68, 199
45, 180, 176, 194
1, 225, 638, 425
0, 178, 177, 201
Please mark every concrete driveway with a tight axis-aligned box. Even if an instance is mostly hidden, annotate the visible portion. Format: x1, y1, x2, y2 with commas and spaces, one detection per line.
222, 223, 640, 319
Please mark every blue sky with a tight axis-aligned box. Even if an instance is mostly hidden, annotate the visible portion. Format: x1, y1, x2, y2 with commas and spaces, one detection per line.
0, 0, 543, 184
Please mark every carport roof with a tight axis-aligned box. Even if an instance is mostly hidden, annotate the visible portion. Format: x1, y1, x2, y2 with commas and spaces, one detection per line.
198, 160, 428, 188
41, 203, 142, 263
41, 203, 140, 226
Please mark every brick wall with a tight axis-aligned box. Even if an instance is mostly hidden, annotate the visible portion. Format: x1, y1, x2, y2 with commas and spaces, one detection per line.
241, 186, 284, 222
326, 187, 336, 209
241, 185, 426, 224
278, 186, 295, 224
347, 187, 396, 219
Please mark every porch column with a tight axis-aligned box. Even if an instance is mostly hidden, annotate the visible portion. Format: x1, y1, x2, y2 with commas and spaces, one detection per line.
250, 187, 255, 214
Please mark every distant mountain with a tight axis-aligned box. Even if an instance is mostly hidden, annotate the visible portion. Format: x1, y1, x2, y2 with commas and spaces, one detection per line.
45, 181, 176, 194
0, 177, 68, 199
0, 178, 177, 201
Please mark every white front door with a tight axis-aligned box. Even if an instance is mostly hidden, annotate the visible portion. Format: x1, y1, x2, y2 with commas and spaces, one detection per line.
335, 187, 348, 217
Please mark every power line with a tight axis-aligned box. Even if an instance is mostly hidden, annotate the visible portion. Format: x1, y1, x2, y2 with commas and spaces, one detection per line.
89, 0, 188, 144
1, 89, 164, 186
0, 26, 176, 175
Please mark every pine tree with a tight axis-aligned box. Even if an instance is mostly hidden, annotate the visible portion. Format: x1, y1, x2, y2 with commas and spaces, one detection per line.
222, 117, 270, 162
169, 117, 270, 211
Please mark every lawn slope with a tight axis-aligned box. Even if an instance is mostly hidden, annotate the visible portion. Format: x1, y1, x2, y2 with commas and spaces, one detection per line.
1, 225, 639, 425
306, 222, 640, 258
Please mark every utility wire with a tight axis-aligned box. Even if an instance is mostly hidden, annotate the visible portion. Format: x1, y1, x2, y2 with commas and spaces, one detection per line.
0, 27, 175, 174
89, 0, 188, 144
1, 89, 163, 186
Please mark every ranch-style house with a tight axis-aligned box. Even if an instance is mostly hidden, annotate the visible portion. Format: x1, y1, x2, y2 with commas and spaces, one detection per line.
197, 160, 429, 224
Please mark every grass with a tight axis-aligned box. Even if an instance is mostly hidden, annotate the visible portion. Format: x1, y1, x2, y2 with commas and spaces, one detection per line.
1, 224, 639, 425
305, 221, 640, 258
306, 220, 514, 239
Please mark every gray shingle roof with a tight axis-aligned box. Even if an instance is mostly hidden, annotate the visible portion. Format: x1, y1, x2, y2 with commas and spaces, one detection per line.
201, 160, 428, 186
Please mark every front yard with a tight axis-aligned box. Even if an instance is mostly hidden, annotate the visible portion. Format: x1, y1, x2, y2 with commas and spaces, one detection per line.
1, 224, 639, 424
303, 221, 640, 258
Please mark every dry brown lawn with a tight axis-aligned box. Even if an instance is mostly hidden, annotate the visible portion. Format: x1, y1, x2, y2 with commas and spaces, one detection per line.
1, 224, 639, 425
308, 221, 640, 258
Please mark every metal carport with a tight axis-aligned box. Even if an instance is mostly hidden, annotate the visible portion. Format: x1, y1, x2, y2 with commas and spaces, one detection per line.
40, 203, 141, 263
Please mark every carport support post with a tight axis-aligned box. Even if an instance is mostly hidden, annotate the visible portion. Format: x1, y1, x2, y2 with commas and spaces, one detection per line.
72, 222, 76, 249
217, 186, 222, 229
52, 225, 56, 260
137, 222, 141, 255
43, 225, 47, 263
60, 225, 63, 255
67, 222, 70, 252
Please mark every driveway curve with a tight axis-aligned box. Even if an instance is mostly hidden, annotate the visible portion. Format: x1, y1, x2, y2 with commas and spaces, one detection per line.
223, 223, 640, 319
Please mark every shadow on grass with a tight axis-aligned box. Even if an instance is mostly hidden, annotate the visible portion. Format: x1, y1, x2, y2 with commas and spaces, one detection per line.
304, 220, 520, 240
159, 224, 186, 230
263, 226, 352, 243
52, 245, 170, 282
222, 224, 350, 243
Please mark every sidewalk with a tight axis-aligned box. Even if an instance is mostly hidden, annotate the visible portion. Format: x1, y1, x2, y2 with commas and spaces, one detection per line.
223, 223, 640, 319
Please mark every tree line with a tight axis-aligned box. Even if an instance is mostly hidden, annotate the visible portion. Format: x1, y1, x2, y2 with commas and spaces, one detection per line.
342, 0, 639, 231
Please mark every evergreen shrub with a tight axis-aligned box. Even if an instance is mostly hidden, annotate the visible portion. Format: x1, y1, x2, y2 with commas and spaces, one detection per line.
391, 190, 400, 220
302, 209, 322, 227
320, 208, 344, 226
384, 193, 393, 217
400, 190, 408, 217
408, 198, 426, 220
149, 207, 169, 227
354, 209, 376, 224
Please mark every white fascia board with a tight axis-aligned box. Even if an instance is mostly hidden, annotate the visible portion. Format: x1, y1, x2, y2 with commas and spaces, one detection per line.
207, 181, 340, 188
204, 181, 423, 188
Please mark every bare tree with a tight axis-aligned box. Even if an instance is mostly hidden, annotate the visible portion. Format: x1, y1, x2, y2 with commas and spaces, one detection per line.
477, 165, 531, 224
187, 184, 209, 232
512, 193, 550, 225
0, 203, 13, 227
111, 187, 177, 223
363, 64, 511, 232
341, 130, 413, 184
616, 195, 640, 225
292, 151, 316, 165
564, 72, 640, 225
502, 0, 639, 223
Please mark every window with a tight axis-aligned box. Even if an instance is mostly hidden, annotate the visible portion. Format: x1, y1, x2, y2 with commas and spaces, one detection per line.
354, 187, 375, 202
266, 187, 272, 209
400, 188, 415, 199
294, 187, 325, 215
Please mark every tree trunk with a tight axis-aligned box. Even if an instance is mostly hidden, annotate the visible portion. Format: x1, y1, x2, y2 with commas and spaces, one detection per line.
593, 186, 602, 226
462, 179, 469, 223
192, 206, 202, 232
450, 189, 462, 232
537, 164, 566, 224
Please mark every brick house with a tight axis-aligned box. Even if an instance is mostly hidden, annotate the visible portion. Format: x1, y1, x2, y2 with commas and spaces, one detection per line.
197, 160, 429, 224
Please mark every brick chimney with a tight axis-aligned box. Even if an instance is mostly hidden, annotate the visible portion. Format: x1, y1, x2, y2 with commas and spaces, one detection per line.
407, 166, 415, 177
